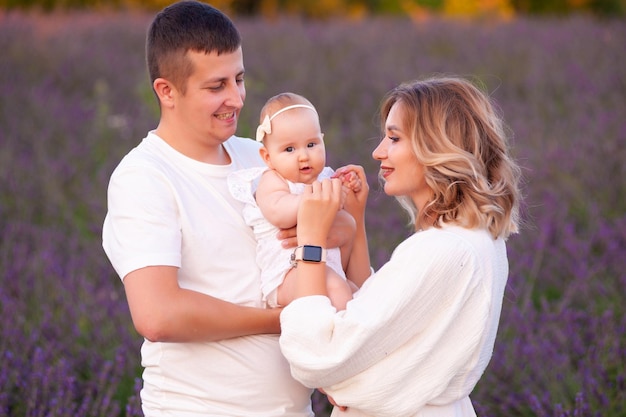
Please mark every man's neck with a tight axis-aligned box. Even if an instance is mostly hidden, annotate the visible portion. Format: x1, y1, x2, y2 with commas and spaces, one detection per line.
154, 125, 231, 165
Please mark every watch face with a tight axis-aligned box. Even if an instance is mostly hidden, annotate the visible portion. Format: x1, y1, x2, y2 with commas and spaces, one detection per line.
302, 245, 322, 262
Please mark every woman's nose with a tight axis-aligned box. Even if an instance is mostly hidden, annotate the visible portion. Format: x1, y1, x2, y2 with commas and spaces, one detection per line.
372, 139, 386, 160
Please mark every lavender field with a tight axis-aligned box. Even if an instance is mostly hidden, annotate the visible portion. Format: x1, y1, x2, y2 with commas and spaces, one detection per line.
1, 10, 625, 417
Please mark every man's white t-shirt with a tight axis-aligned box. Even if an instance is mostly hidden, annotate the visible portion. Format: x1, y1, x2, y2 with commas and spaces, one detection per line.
103, 132, 313, 416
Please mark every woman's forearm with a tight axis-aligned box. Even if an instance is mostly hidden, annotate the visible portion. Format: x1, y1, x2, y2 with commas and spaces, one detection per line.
346, 220, 371, 287
292, 260, 328, 299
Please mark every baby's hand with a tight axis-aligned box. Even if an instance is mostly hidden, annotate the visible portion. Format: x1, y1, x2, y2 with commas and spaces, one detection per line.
338, 170, 362, 193
333, 165, 369, 220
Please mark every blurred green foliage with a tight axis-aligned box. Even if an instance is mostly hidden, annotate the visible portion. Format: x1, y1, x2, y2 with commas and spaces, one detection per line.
1, 0, 624, 16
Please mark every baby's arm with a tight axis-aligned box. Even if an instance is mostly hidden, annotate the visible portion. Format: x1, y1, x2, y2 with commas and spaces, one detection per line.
256, 170, 303, 229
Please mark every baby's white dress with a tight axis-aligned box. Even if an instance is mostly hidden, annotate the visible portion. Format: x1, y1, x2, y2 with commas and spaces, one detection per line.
228, 166, 346, 307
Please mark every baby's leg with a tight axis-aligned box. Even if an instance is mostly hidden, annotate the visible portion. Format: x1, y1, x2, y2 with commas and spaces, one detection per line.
339, 236, 353, 272
277, 266, 354, 310
326, 267, 354, 311
276, 267, 298, 307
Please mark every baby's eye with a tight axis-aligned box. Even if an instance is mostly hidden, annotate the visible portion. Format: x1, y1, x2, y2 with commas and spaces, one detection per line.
307, 142, 316, 148
285, 146, 295, 152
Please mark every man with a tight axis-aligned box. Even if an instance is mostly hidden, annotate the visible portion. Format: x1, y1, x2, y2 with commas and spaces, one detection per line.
102, 1, 350, 415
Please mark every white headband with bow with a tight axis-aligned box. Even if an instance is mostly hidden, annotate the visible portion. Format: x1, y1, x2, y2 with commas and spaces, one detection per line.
255, 104, 317, 142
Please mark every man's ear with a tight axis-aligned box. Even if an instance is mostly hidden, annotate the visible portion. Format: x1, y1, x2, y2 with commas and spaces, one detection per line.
153, 78, 175, 109
259, 147, 274, 169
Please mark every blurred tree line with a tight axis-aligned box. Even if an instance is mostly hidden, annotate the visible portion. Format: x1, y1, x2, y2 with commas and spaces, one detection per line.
1, 0, 624, 17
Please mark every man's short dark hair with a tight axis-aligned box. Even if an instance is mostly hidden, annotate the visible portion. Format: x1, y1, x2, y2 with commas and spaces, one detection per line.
146, 0, 241, 94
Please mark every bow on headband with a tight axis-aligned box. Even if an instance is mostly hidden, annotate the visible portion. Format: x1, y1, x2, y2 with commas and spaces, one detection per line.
255, 104, 317, 142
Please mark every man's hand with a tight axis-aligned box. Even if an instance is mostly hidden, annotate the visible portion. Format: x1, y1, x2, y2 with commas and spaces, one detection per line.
318, 388, 348, 412
278, 226, 297, 249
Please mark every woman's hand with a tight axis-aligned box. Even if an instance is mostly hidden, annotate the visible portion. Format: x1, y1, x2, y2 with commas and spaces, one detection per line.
334, 165, 369, 222
297, 178, 343, 246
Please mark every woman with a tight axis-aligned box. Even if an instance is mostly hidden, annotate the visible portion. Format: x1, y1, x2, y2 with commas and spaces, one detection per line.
279, 76, 522, 417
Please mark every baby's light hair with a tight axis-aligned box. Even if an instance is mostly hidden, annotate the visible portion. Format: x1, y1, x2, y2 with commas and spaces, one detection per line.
260, 93, 315, 122
256, 93, 319, 143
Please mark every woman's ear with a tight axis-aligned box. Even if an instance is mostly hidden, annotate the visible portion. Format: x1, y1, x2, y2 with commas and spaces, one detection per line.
259, 147, 274, 169
153, 78, 175, 109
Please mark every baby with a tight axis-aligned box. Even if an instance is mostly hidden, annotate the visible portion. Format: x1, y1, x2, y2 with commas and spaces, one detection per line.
228, 92, 361, 309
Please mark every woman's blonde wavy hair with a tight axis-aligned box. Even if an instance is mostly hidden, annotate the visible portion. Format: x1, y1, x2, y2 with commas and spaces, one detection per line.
379, 76, 521, 239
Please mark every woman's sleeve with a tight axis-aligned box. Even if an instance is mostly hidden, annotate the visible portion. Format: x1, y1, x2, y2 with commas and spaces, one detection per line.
279, 231, 488, 395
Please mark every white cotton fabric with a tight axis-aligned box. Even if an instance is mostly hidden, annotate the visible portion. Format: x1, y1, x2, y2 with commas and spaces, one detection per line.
280, 225, 509, 417
228, 166, 345, 307
102, 132, 313, 417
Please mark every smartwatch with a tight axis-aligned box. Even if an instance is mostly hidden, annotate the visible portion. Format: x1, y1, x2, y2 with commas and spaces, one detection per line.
291, 245, 327, 266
